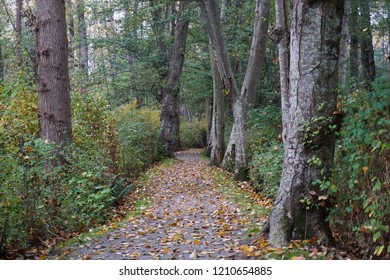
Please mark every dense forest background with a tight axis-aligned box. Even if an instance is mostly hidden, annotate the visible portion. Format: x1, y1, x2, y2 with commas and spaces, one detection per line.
0, 0, 389, 259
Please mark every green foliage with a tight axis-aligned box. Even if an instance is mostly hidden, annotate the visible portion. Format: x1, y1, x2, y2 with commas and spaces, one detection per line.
0, 79, 123, 254
328, 77, 390, 259
180, 118, 207, 149
247, 105, 283, 199
114, 102, 165, 178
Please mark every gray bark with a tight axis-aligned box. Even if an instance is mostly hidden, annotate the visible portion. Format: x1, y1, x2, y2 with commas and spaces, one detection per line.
66, 0, 75, 64
245, 0, 270, 106
199, 0, 247, 180
208, 46, 225, 166
269, 0, 343, 247
160, 1, 190, 157
37, 0, 72, 146
222, 0, 270, 178
275, 0, 290, 145
339, 0, 350, 91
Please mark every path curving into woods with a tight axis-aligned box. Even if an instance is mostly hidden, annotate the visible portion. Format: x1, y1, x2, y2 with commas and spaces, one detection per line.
54, 150, 269, 260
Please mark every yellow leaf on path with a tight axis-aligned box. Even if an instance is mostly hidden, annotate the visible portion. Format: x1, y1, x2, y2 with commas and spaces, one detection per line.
194, 239, 201, 245
291, 255, 306, 260
173, 233, 183, 241
130, 253, 141, 258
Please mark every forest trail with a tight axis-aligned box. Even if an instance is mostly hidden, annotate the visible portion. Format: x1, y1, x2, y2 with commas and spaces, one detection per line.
54, 150, 271, 260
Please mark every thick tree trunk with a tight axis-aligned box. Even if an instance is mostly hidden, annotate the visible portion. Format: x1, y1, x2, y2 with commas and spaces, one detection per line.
16, 0, 23, 67
37, 0, 72, 147
359, 0, 376, 89
160, 1, 190, 157
269, 0, 343, 248
339, 0, 350, 91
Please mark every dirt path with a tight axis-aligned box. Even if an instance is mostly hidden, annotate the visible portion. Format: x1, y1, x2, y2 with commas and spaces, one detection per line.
56, 150, 267, 260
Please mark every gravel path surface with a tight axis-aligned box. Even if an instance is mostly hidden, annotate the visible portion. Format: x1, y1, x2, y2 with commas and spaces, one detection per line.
56, 150, 261, 260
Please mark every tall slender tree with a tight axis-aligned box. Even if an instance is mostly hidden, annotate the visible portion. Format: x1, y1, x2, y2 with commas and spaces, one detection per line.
349, 1, 359, 79
339, 0, 350, 91
36, 0, 72, 151
15, 0, 23, 67
359, 0, 376, 89
269, 0, 344, 247
76, 0, 88, 79
208, 49, 226, 166
200, 0, 270, 179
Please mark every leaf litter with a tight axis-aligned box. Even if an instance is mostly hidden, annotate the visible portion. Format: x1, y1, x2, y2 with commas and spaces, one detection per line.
48, 149, 353, 260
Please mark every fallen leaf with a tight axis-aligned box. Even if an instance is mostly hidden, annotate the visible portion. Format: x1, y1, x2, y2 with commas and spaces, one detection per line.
291, 255, 306, 260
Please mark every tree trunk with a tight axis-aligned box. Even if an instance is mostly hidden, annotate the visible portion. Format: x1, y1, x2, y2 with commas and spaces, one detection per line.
221, 0, 270, 179
66, 0, 75, 64
339, 0, 350, 92
359, 0, 376, 89
349, 1, 359, 79
76, 0, 88, 78
275, 0, 290, 145
208, 46, 225, 166
151, 1, 170, 102
199, 0, 247, 180
16, 0, 23, 67
37, 0, 72, 147
269, 0, 343, 248
160, 1, 190, 157
245, 0, 270, 107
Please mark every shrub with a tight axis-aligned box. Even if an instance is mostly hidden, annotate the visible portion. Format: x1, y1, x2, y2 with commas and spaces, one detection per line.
328, 77, 390, 259
247, 105, 283, 199
0, 82, 120, 254
180, 118, 207, 149
114, 102, 165, 179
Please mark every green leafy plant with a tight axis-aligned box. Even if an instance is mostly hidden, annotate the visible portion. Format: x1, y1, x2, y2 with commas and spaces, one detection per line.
329, 77, 389, 259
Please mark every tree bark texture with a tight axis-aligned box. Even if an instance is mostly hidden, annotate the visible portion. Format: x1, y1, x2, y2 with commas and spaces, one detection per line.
339, 0, 350, 91
275, 0, 290, 145
208, 46, 225, 166
269, 0, 343, 248
37, 0, 72, 146
160, 0, 190, 157
245, 0, 270, 107
199, 0, 247, 180
221, 0, 270, 178
66, 0, 75, 64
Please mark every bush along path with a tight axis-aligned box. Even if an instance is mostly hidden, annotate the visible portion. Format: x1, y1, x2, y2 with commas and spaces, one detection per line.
50, 150, 351, 260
